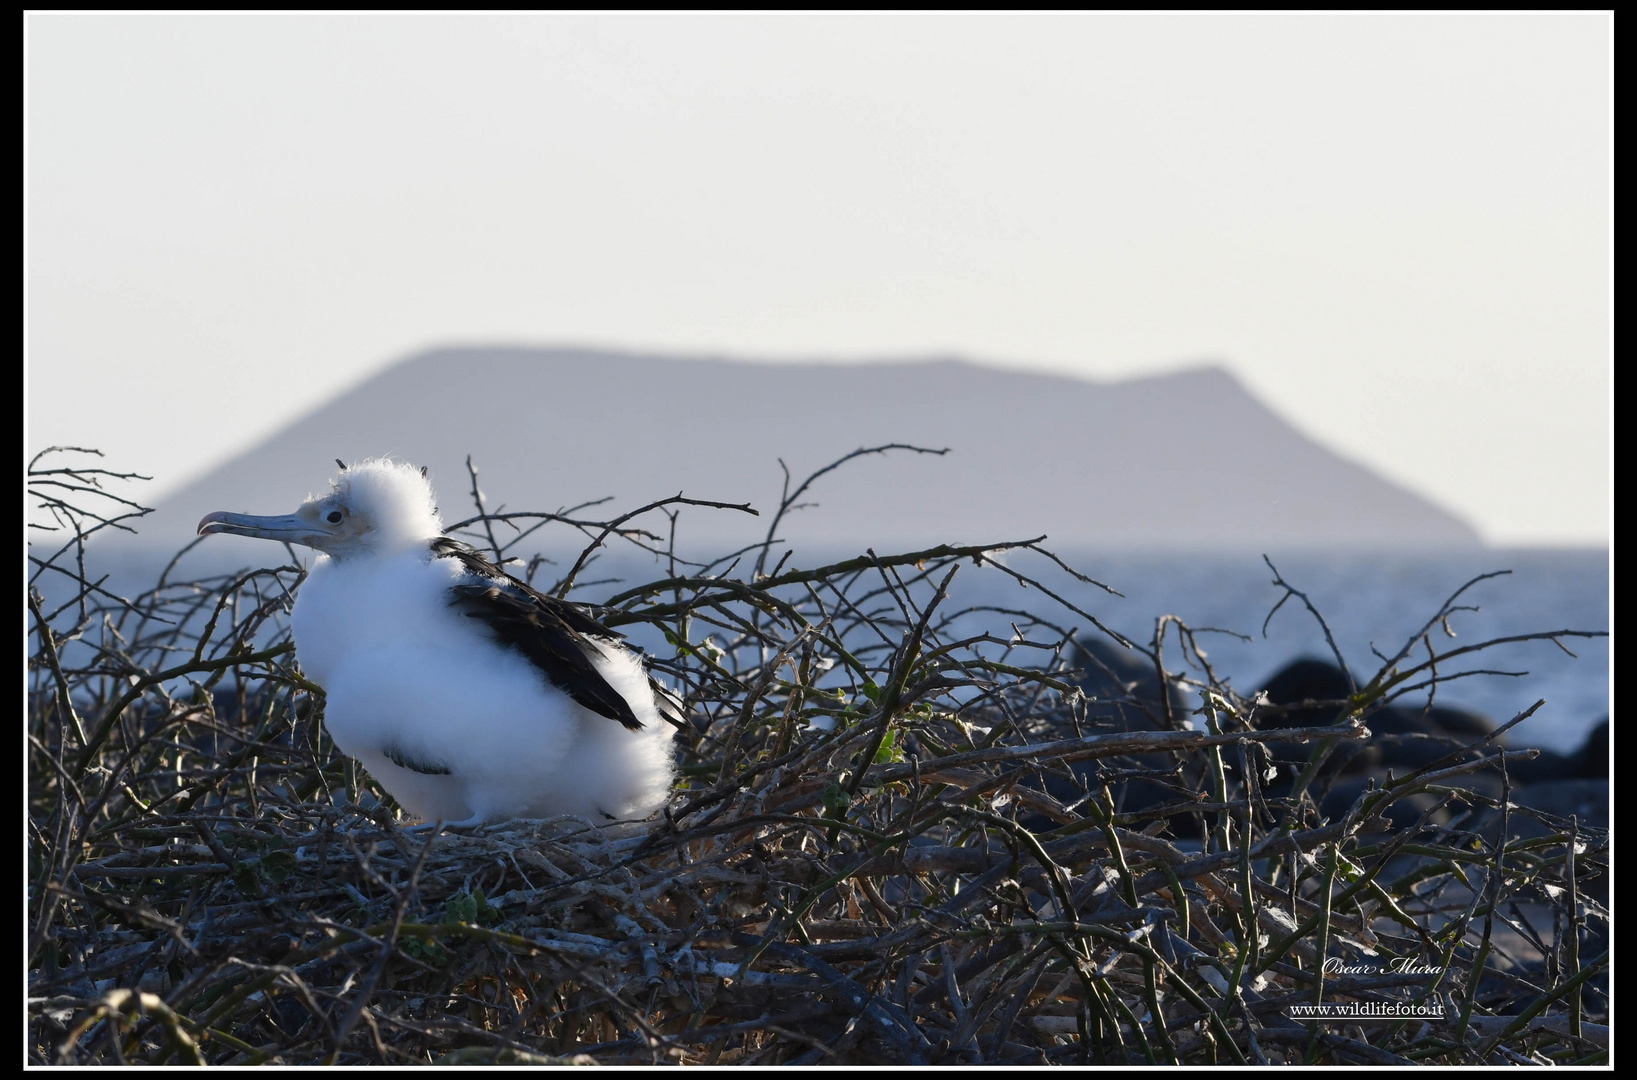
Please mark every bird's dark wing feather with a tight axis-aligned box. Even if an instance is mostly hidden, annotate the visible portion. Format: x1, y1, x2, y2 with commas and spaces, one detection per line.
382, 744, 452, 775
430, 537, 626, 641
432, 538, 645, 731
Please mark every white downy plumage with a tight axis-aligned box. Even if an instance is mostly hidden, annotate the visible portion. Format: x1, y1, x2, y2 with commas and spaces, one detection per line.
199, 458, 676, 826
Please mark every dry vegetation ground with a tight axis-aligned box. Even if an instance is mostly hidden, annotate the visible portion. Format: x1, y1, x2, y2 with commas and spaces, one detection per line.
28, 446, 1609, 1065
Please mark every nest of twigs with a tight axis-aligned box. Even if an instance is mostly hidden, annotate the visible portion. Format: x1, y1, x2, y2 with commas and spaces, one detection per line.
28, 446, 1609, 1065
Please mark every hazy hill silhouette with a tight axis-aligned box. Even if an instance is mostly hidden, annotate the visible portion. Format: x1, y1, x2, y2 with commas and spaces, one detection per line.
119, 348, 1480, 559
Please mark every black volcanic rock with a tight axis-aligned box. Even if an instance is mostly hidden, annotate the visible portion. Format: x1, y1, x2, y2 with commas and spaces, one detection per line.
1572, 717, 1609, 777
1256, 656, 1502, 821
1257, 657, 1357, 729
1033, 637, 1208, 837
1072, 636, 1189, 731
1257, 656, 1493, 754
1507, 715, 1612, 784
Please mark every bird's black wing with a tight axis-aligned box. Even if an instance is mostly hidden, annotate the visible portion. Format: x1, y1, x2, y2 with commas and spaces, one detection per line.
431, 538, 644, 731
431, 538, 627, 641
382, 744, 452, 775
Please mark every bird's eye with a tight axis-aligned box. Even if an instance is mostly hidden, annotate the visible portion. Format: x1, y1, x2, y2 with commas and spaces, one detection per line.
326, 510, 344, 524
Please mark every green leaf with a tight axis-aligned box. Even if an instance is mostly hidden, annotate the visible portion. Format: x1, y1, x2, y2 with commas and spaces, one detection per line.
402, 937, 449, 965
821, 782, 852, 812
443, 888, 502, 926
862, 679, 882, 703
232, 865, 261, 897
262, 850, 296, 884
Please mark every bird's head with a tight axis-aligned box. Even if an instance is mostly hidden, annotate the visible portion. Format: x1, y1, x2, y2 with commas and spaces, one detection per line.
197, 458, 444, 558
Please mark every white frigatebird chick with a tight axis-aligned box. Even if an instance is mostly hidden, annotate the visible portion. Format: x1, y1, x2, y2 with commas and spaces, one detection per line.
198, 458, 677, 826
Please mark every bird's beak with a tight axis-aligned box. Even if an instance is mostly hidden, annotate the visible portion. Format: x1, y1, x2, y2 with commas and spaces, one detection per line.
198, 510, 319, 546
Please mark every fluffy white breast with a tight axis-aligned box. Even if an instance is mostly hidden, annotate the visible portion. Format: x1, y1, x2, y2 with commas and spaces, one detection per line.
290, 545, 675, 823
290, 547, 469, 686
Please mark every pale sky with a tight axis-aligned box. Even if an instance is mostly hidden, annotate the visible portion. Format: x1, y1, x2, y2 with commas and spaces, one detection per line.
25, 12, 1610, 545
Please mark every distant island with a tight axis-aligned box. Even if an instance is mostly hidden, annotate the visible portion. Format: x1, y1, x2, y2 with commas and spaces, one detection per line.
117, 347, 1480, 554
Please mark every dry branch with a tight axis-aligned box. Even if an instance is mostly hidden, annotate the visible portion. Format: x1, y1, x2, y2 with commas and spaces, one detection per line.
28, 447, 1608, 1065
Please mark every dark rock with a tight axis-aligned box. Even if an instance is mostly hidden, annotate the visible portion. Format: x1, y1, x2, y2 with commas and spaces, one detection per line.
1504, 778, 1610, 831
1485, 713, 1605, 784
1023, 637, 1206, 838
1571, 717, 1609, 777
1252, 658, 1525, 827
1255, 657, 1503, 776
1500, 746, 1575, 785
1317, 776, 1447, 832
1256, 657, 1355, 729
1474, 778, 1609, 907
1253, 658, 1362, 786
1073, 635, 1188, 731
1417, 704, 1494, 741
1485, 714, 1605, 785
1363, 703, 1495, 772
